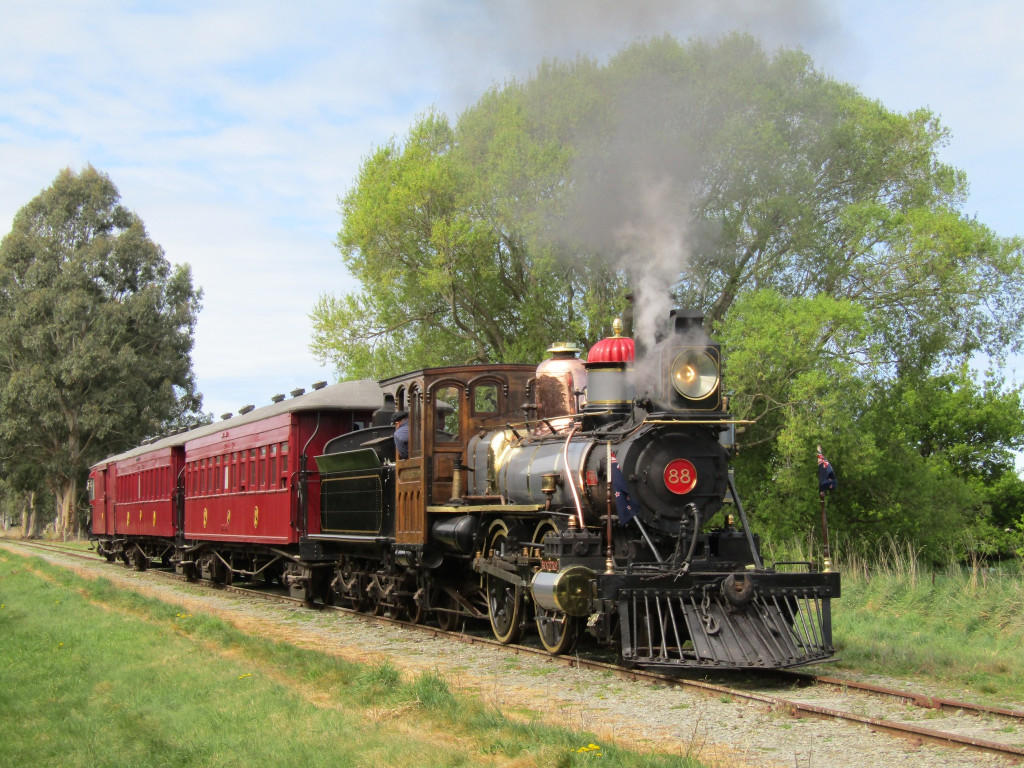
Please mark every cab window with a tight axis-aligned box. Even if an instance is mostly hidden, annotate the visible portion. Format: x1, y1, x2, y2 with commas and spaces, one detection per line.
434, 385, 461, 442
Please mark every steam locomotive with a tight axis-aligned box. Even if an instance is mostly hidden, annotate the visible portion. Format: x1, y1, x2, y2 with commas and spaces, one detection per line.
90, 308, 839, 669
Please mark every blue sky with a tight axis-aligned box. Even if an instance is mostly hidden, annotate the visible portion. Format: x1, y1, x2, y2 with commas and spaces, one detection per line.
1, 1, 1021, 419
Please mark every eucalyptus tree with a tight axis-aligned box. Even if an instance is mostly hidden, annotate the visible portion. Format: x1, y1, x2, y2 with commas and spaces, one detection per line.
0, 166, 203, 537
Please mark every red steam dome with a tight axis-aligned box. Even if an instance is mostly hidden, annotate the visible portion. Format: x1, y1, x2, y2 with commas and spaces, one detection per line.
587, 318, 635, 363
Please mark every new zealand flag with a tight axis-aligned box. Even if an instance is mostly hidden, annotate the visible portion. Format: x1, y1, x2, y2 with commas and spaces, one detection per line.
817, 452, 837, 493
610, 454, 639, 525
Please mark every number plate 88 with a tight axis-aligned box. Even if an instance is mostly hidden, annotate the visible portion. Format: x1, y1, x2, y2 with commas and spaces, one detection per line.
664, 459, 698, 495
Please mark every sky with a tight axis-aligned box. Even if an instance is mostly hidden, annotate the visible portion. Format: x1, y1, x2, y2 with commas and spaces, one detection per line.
1, 0, 1022, 420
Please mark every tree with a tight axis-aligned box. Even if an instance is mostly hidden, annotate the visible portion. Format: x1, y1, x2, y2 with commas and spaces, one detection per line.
314, 35, 1024, 552
311, 109, 626, 379
0, 166, 203, 538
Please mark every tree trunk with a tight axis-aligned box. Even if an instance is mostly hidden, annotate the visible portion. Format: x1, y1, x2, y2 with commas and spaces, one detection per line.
22, 491, 37, 539
55, 475, 78, 542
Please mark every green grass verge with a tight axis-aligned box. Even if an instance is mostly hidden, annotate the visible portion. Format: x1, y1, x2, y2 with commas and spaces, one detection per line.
0, 549, 704, 768
829, 567, 1024, 701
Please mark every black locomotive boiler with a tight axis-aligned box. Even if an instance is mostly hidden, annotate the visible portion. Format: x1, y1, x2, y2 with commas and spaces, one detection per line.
312, 309, 839, 669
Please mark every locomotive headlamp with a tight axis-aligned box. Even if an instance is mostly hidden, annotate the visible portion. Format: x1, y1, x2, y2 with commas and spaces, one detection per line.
670, 349, 719, 400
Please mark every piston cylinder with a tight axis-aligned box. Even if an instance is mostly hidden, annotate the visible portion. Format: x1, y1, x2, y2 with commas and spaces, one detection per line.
530, 566, 595, 617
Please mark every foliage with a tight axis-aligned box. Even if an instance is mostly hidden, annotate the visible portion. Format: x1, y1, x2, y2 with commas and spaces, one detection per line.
314, 34, 1024, 552
311, 107, 627, 378
0, 166, 203, 536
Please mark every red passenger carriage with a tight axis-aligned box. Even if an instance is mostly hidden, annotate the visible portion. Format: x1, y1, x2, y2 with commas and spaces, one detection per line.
89, 380, 381, 582
89, 433, 187, 568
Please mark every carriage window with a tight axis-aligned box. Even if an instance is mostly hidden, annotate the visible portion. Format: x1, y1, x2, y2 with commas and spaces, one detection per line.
408, 386, 421, 458
281, 442, 288, 473
435, 385, 461, 442
250, 449, 257, 487
269, 445, 277, 486
259, 447, 267, 487
473, 383, 498, 415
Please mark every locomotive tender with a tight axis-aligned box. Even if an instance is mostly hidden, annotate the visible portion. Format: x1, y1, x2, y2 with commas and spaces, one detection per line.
90, 309, 839, 669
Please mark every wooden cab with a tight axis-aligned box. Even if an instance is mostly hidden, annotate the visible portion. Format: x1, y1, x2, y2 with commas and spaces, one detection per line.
380, 365, 535, 546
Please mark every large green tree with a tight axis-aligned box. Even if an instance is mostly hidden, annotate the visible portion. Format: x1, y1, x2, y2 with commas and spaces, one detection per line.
314, 35, 1024, 555
0, 166, 203, 537
311, 109, 626, 378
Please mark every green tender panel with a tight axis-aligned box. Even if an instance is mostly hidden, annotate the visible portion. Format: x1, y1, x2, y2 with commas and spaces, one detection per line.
320, 472, 384, 534
315, 448, 382, 475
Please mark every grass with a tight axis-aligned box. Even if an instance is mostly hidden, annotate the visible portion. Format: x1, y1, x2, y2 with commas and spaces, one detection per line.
0, 548, 706, 768
819, 541, 1024, 702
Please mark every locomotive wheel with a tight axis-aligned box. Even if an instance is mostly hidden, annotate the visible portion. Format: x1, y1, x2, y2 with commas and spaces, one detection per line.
536, 609, 578, 655
485, 523, 524, 644
403, 597, 426, 625
435, 591, 461, 632
347, 592, 367, 612
334, 561, 366, 611
530, 520, 576, 654
369, 593, 385, 616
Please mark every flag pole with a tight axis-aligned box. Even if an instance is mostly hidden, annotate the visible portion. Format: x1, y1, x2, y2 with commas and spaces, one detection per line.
817, 444, 833, 573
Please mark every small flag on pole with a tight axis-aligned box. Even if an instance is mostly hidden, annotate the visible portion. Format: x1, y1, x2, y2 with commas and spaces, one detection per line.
817, 450, 837, 493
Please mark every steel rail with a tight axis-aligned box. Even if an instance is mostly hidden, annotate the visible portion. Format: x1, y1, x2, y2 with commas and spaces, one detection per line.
779, 669, 1024, 720
5, 538, 1024, 760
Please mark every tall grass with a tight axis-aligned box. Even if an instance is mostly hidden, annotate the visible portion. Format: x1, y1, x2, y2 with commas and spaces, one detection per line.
0, 549, 706, 768
765, 535, 1024, 700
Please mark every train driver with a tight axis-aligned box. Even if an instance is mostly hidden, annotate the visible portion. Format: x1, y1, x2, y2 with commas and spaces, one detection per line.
392, 410, 409, 460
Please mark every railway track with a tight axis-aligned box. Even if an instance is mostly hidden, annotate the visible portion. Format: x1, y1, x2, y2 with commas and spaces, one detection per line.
6, 537, 1024, 762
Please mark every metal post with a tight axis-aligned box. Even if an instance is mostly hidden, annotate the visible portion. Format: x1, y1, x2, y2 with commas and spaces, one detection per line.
820, 491, 832, 572
817, 444, 832, 573
605, 441, 614, 575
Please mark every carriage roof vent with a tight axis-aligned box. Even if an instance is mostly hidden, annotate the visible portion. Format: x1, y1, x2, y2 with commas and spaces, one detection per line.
220, 413, 233, 420
312, 380, 327, 390
290, 388, 305, 398
271, 394, 285, 403
238, 404, 255, 415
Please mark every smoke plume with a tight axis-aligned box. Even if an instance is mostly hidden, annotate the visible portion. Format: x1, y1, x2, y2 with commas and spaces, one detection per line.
404, 0, 839, 344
